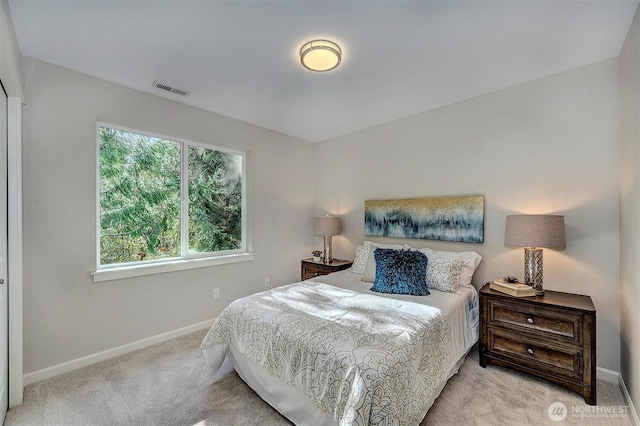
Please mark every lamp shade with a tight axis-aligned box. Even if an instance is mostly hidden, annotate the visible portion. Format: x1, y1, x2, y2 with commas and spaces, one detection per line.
314, 216, 342, 236
504, 215, 566, 249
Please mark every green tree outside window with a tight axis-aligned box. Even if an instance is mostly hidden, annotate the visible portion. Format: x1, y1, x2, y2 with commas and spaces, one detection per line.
99, 126, 243, 266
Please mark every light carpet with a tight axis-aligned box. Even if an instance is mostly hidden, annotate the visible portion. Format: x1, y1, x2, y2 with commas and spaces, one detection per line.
5, 329, 633, 426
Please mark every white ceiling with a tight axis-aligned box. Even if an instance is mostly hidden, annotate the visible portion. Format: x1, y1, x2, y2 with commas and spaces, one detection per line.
8, 1, 639, 143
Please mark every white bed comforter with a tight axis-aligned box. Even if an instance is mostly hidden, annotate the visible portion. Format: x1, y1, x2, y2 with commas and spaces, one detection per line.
201, 281, 451, 425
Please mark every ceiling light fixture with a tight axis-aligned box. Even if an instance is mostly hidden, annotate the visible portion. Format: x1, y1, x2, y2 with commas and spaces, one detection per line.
300, 39, 342, 72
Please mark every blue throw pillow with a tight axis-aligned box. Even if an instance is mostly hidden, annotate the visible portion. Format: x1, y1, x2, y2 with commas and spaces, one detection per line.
370, 248, 430, 296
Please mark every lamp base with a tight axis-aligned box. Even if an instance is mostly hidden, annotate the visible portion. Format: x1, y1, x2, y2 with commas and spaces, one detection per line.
524, 247, 544, 296
323, 236, 333, 264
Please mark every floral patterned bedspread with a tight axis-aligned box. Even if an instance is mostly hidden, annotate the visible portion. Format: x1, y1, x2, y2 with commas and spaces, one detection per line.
201, 282, 450, 425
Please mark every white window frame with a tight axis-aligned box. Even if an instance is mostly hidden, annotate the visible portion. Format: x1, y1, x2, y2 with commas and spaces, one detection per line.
92, 122, 253, 282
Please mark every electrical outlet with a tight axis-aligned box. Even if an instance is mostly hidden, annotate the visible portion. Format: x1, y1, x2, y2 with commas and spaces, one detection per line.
213, 288, 220, 299
264, 277, 270, 287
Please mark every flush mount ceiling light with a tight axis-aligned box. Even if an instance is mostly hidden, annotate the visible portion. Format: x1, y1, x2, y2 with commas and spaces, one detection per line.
300, 39, 342, 72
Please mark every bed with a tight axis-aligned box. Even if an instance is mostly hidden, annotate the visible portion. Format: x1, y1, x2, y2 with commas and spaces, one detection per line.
201, 243, 481, 425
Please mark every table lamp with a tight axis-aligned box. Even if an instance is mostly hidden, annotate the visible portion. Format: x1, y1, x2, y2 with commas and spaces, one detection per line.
504, 215, 566, 296
314, 215, 341, 264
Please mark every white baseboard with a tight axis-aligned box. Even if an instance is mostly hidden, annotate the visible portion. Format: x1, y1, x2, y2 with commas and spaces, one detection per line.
597, 367, 639, 425
619, 374, 640, 426
597, 366, 621, 384
23, 318, 216, 386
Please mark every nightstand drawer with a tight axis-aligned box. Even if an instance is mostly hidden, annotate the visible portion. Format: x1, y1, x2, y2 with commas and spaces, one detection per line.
488, 329, 583, 380
487, 299, 582, 344
301, 259, 352, 281
302, 268, 323, 280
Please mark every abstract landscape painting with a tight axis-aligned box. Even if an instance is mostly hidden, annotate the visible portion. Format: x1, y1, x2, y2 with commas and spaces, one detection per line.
365, 196, 484, 243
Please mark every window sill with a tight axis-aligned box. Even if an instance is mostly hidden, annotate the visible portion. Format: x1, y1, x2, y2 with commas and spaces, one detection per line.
92, 252, 255, 282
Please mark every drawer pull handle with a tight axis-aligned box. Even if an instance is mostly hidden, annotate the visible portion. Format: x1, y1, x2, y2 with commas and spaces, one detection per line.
527, 347, 534, 355
527, 317, 534, 324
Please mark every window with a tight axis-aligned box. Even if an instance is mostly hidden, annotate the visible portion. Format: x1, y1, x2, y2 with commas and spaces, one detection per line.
95, 124, 250, 280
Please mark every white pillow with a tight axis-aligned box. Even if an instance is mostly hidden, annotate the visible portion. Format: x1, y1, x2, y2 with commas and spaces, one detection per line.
418, 247, 482, 287
351, 245, 369, 274
363, 240, 407, 249
361, 241, 409, 282
425, 257, 467, 293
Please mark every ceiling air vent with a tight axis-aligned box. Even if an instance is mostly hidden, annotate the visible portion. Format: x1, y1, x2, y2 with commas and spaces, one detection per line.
152, 80, 190, 97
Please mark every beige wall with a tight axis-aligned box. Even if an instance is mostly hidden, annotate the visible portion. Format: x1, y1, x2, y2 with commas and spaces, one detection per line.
20, 57, 315, 373
315, 58, 622, 372
620, 4, 640, 417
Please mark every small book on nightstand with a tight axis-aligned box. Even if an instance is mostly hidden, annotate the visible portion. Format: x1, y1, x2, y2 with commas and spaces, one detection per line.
489, 279, 536, 297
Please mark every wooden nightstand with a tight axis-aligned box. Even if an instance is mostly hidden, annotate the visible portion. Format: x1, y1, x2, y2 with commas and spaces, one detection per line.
479, 284, 596, 405
301, 258, 352, 281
